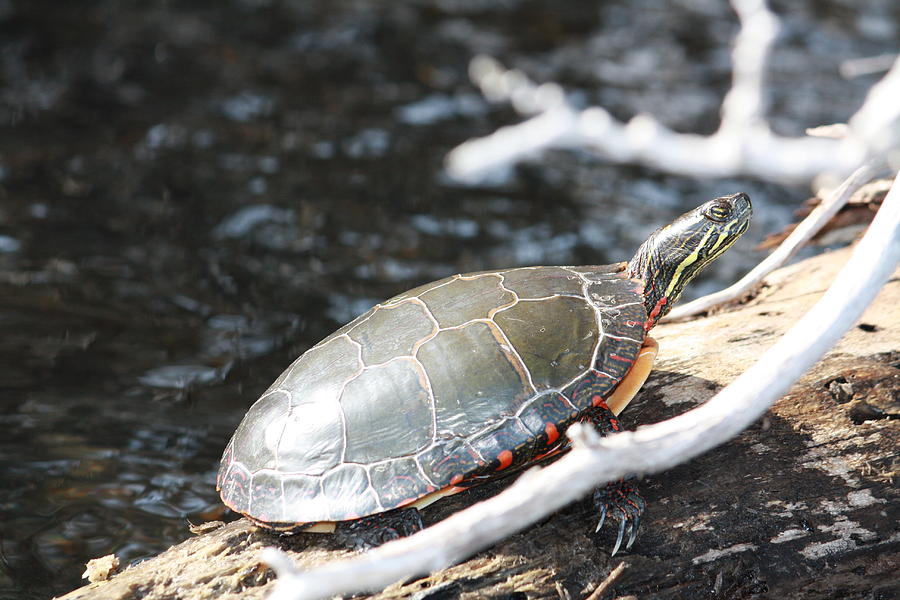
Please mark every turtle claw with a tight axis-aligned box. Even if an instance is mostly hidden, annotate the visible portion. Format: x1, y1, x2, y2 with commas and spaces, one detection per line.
626, 513, 641, 549
592, 479, 645, 555
595, 504, 607, 532
610, 515, 627, 556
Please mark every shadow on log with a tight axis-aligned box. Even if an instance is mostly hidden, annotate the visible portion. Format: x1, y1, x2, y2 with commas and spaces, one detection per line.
58, 246, 900, 600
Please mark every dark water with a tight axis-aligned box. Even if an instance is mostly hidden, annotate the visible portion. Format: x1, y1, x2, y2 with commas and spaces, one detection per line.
0, 1, 895, 597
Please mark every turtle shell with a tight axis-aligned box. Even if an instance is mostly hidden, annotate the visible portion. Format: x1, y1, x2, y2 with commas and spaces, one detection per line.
217, 264, 648, 526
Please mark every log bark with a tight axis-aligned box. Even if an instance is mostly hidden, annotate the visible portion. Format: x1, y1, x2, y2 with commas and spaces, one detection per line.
57, 246, 900, 600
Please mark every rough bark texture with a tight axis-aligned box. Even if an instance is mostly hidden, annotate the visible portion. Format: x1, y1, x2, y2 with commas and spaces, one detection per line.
57, 246, 900, 600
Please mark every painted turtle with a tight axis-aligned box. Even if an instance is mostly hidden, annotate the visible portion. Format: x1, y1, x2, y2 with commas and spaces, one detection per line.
218, 193, 752, 552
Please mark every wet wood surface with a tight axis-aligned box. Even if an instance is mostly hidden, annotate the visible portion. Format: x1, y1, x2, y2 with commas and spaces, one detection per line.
57, 246, 900, 600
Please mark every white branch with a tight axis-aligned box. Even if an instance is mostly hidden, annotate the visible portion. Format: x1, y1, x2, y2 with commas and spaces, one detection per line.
264, 170, 900, 600
446, 3, 899, 185
446, 69, 877, 184
719, 0, 779, 133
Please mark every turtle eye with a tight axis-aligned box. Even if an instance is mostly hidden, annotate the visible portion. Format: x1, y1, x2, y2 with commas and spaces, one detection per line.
704, 201, 732, 223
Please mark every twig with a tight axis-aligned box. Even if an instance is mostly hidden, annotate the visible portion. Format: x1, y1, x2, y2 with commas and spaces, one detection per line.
840, 53, 899, 79
664, 160, 884, 320
262, 170, 900, 600
583, 562, 627, 600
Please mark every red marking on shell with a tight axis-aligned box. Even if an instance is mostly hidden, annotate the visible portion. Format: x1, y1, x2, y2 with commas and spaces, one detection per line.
625, 320, 643, 328
436, 456, 455, 470
647, 296, 668, 330
610, 354, 634, 364
533, 446, 565, 462
426, 485, 435, 493
545, 422, 560, 445
496, 450, 514, 471
450, 474, 464, 485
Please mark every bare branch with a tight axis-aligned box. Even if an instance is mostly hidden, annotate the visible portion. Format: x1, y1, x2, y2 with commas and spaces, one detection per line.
840, 53, 899, 79
719, 0, 779, 133
583, 562, 627, 600
263, 170, 900, 600
446, 69, 872, 185
446, 6, 900, 185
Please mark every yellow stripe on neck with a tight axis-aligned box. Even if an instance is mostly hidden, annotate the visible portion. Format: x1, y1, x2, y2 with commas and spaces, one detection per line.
663, 227, 713, 299
662, 221, 741, 300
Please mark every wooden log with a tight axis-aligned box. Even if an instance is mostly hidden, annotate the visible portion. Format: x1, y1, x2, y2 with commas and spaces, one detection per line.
57, 245, 900, 600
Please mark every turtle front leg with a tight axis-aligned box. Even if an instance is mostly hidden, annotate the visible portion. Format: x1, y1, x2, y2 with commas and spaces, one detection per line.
575, 337, 656, 554
592, 476, 645, 555
334, 507, 424, 549
581, 402, 646, 555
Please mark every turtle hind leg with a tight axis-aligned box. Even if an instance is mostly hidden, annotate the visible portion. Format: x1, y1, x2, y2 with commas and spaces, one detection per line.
334, 507, 424, 550
582, 403, 646, 555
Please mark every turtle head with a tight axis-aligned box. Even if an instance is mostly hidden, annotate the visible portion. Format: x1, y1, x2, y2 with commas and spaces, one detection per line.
627, 192, 752, 328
